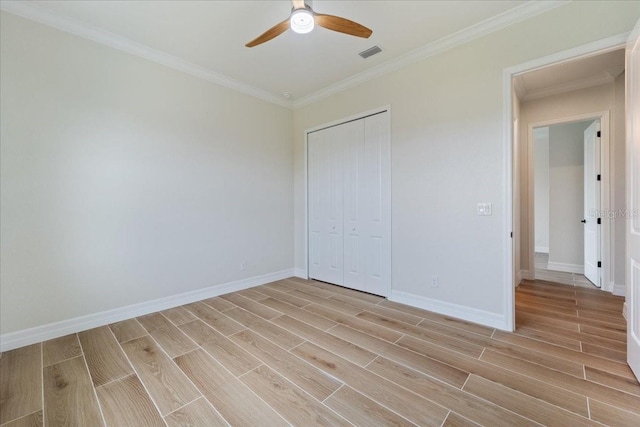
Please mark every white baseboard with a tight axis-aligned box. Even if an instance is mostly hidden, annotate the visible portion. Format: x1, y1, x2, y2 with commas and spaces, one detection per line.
0, 268, 295, 352
612, 283, 626, 297
547, 262, 584, 274
535, 247, 549, 253
294, 268, 307, 279
516, 270, 532, 285
390, 290, 508, 331
516, 270, 523, 286
520, 270, 534, 281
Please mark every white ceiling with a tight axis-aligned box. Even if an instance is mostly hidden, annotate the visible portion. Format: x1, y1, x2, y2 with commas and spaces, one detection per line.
514, 49, 626, 101
3, 0, 568, 105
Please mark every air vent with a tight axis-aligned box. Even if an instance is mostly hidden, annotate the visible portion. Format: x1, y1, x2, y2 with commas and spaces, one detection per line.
359, 45, 382, 59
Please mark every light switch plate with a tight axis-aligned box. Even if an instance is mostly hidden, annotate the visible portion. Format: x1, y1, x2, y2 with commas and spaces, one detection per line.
477, 203, 492, 216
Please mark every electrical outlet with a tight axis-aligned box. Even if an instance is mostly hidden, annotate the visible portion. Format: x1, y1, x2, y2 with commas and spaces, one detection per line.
240, 261, 247, 271
431, 275, 439, 288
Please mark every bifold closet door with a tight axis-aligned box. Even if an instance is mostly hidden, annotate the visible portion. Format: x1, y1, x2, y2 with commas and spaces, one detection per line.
308, 111, 390, 297
308, 124, 346, 285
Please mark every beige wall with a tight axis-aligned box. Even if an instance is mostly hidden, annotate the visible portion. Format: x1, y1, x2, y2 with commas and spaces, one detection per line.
513, 91, 522, 285
534, 127, 550, 253
293, 1, 639, 321
613, 72, 627, 287
0, 12, 294, 334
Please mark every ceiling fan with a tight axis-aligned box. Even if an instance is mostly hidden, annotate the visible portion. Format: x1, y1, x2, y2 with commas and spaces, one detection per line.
245, 0, 372, 48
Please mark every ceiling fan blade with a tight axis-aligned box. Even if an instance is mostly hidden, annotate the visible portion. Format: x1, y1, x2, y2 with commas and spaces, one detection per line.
292, 0, 306, 10
314, 13, 372, 38
245, 19, 290, 47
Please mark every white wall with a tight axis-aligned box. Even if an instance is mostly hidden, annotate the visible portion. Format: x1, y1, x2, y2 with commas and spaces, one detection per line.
548, 121, 590, 267
534, 127, 550, 253
293, 1, 639, 325
0, 12, 294, 335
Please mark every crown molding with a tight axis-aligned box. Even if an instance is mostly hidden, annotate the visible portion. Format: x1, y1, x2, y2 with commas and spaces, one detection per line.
522, 72, 614, 101
0, 1, 294, 109
1, 1, 570, 110
293, 1, 570, 108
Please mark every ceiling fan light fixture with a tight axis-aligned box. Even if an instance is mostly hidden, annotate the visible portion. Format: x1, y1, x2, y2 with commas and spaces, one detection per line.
290, 9, 314, 34
245, 0, 371, 47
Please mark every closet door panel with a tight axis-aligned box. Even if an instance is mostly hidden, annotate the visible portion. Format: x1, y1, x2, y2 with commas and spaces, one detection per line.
308, 126, 344, 284
343, 120, 366, 291
326, 126, 344, 282
363, 113, 391, 296
308, 131, 323, 274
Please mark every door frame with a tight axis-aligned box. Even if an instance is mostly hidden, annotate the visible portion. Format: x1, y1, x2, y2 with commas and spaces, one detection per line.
302, 105, 392, 280
503, 33, 628, 331
526, 113, 610, 290
625, 18, 640, 380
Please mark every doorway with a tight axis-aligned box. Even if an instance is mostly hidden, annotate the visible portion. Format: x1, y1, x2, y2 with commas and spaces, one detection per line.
532, 119, 602, 288
503, 37, 628, 332
514, 46, 624, 298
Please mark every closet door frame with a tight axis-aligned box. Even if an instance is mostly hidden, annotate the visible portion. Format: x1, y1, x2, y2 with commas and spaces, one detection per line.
303, 105, 391, 295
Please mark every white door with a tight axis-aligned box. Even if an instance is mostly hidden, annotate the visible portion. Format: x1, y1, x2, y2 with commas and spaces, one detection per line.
308, 111, 391, 297
343, 119, 366, 291
361, 113, 392, 296
583, 120, 601, 287
626, 18, 640, 381
308, 125, 344, 285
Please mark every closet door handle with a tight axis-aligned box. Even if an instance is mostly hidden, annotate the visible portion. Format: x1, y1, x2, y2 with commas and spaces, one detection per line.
581, 219, 587, 223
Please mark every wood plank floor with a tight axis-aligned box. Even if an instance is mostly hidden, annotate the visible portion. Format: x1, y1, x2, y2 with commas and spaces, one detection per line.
1, 277, 639, 426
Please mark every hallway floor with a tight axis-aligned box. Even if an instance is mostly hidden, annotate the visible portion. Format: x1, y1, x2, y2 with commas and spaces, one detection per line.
535, 252, 596, 288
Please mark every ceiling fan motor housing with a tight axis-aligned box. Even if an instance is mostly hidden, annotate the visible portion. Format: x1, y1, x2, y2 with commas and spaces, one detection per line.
290, 8, 315, 34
